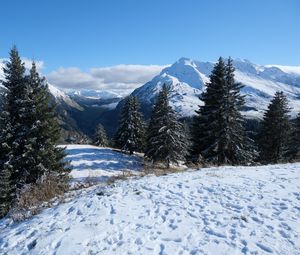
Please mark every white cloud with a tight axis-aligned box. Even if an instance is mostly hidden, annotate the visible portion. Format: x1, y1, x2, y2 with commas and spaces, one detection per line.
0, 58, 44, 82
22, 58, 44, 71
47, 67, 101, 89
46, 64, 167, 93
1, 55, 167, 94
0, 57, 44, 72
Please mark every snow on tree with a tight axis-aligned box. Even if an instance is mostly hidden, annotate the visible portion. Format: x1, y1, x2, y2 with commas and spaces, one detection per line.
114, 95, 145, 154
145, 84, 188, 168
285, 113, 300, 160
258, 91, 291, 163
0, 47, 69, 218
93, 123, 109, 147
0, 108, 14, 218
0, 46, 29, 195
24, 62, 70, 184
192, 57, 253, 165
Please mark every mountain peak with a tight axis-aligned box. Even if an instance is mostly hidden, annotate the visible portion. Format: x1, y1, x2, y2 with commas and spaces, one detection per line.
130, 57, 300, 119
176, 57, 195, 65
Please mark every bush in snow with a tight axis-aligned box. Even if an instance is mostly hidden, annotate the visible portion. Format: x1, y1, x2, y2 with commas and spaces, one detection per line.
10, 174, 69, 221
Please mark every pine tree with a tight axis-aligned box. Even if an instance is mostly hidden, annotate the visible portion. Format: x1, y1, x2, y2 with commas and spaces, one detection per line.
0, 109, 13, 218
0, 48, 69, 218
1, 46, 29, 191
24, 62, 70, 183
145, 84, 188, 168
115, 95, 145, 154
192, 57, 252, 165
258, 91, 291, 163
286, 113, 300, 160
94, 123, 109, 147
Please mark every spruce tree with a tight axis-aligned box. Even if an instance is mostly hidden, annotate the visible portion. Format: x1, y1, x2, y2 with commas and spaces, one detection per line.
286, 113, 300, 160
0, 48, 69, 218
258, 91, 291, 163
0, 109, 13, 218
94, 123, 109, 147
192, 57, 252, 165
1, 46, 29, 191
24, 62, 70, 183
115, 95, 145, 154
145, 84, 188, 168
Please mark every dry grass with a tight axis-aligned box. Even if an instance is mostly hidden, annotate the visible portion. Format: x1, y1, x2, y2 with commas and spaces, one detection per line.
142, 161, 186, 176
10, 175, 69, 221
106, 170, 139, 185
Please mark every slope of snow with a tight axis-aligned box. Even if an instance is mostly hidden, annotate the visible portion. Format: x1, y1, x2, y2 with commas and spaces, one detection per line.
133, 73, 203, 117
64, 145, 142, 182
267, 65, 300, 75
47, 84, 83, 110
0, 146, 299, 254
48, 83, 69, 100
131, 58, 300, 118
0, 59, 82, 111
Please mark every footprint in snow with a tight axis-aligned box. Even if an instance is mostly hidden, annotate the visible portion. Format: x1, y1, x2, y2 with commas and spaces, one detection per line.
67, 206, 75, 214
27, 239, 37, 251
256, 243, 273, 253
135, 238, 143, 245
110, 205, 116, 214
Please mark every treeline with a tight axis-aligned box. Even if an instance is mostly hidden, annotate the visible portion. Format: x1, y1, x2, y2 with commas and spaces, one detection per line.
0, 47, 70, 218
109, 57, 300, 166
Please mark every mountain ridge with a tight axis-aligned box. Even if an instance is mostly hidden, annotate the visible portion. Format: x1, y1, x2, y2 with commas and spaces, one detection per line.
129, 57, 300, 119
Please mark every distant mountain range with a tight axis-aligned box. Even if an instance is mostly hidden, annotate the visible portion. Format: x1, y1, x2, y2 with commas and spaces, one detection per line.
131, 57, 300, 119
1, 57, 300, 141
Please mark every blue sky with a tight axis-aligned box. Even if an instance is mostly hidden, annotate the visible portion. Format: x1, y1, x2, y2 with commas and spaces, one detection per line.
1, 0, 299, 92
1, 0, 299, 70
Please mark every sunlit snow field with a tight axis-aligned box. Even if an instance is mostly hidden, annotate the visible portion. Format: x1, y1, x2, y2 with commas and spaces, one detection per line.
0, 145, 300, 255
64, 144, 142, 182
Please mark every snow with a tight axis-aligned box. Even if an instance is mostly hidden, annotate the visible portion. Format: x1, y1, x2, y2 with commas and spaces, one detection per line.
66, 89, 123, 100
267, 65, 300, 75
0, 59, 82, 110
131, 57, 300, 118
102, 102, 119, 109
64, 145, 142, 182
48, 83, 69, 100
1, 145, 300, 254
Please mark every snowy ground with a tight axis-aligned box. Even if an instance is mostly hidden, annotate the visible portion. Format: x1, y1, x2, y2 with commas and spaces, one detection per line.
0, 146, 300, 254
64, 144, 143, 182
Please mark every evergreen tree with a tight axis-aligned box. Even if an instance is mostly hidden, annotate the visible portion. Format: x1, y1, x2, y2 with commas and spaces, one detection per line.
0, 48, 69, 218
115, 95, 145, 154
24, 62, 70, 183
145, 85, 188, 168
286, 113, 300, 160
258, 91, 291, 163
0, 108, 13, 218
1, 46, 29, 192
192, 57, 252, 165
93, 123, 109, 147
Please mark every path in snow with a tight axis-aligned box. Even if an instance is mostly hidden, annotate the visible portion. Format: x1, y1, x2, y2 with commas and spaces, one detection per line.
0, 161, 299, 254
64, 144, 143, 182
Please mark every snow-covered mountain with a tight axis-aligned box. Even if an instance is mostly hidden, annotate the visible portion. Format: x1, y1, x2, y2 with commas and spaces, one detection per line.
132, 57, 300, 118
0, 60, 87, 142
0, 60, 82, 111
66, 89, 122, 100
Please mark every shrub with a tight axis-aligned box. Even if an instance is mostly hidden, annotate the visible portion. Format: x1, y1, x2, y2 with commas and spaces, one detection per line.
10, 175, 69, 221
